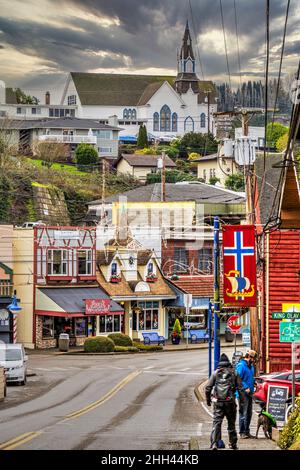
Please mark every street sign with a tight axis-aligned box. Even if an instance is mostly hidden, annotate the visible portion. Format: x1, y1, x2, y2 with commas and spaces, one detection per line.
279, 321, 300, 343
227, 315, 242, 333
242, 332, 251, 344
272, 311, 300, 320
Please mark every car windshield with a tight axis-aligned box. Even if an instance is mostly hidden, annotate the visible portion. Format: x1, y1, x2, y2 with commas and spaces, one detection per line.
0, 349, 22, 361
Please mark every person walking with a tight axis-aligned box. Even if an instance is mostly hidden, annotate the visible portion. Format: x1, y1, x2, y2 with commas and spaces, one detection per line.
205, 353, 244, 450
236, 350, 257, 439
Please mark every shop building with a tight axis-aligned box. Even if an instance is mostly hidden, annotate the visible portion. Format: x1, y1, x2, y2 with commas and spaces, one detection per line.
96, 237, 176, 341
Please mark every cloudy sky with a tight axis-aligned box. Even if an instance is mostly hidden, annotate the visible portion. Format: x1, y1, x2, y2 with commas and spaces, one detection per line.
0, 0, 299, 102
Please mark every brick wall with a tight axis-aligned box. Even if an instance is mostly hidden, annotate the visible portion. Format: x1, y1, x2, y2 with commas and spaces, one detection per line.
35, 315, 56, 349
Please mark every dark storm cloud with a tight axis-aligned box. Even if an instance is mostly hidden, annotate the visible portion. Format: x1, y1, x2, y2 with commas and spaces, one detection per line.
0, 0, 299, 88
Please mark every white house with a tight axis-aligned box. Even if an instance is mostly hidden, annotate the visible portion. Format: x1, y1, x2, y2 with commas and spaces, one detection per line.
60, 22, 217, 139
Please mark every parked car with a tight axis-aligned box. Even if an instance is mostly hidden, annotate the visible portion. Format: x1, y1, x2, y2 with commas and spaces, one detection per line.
254, 370, 300, 403
0, 344, 28, 386
21, 221, 45, 229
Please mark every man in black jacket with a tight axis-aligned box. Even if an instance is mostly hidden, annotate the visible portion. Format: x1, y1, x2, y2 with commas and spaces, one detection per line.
205, 353, 244, 450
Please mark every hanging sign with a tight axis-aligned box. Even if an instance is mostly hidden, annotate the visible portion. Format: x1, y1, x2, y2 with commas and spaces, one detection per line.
222, 225, 257, 307
85, 299, 111, 315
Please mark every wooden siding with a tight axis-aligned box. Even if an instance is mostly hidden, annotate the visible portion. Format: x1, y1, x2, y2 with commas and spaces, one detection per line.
267, 230, 300, 371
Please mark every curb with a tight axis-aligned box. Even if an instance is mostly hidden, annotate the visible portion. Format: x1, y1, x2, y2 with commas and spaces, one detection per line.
194, 378, 208, 403
27, 342, 244, 356
189, 437, 200, 450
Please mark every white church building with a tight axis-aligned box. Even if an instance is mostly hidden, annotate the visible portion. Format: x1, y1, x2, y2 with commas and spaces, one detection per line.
60, 22, 217, 139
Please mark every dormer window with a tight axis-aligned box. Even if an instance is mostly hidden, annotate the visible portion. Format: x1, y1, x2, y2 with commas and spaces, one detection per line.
111, 262, 117, 276
147, 263, 154, 276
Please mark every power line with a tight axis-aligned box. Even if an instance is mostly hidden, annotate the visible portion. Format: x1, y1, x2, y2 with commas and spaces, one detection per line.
219, 0, 232, 90
270, 0, 290, 133
188, 0, 205, 80
233, 0, 242, 91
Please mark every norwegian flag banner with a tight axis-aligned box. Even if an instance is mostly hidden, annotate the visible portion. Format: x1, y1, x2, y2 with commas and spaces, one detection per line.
222, 225, 257, 307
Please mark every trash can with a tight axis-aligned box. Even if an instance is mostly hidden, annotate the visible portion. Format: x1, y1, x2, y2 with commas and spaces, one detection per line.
58, 333, 70, 352
225, 327, 234, 342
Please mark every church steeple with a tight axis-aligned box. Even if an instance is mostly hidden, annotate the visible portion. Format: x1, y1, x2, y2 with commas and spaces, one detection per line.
175, 21, 198, 94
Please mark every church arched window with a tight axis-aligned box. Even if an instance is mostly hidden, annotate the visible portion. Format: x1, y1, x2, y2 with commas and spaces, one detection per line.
200, 113, 206, 128
184, 116, 194, 132
131, 109, 137, 120
153, 112, 159, 132
185, 58, 194, 73
172, 113, 178, 132
123, 109, 129, 119
160, 105, 171, 132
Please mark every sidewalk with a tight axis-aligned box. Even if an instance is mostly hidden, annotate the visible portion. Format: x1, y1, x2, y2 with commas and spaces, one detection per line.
193, 380, 280, 450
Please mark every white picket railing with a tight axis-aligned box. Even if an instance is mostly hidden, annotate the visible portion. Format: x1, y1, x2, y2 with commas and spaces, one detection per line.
38, 135, 97, 144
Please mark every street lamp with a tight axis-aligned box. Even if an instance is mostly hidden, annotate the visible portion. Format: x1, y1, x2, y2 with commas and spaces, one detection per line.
7, 290, 22, 344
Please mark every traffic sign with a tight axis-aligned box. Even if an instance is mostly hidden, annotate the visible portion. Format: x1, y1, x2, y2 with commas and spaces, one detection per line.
227, 315, 242, 333
272, 312, 300, 320
279, 321, 300, 343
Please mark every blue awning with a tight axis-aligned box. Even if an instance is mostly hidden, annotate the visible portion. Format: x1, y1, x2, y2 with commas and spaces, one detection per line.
165, 283, 210, 309
119, 135, 137, 142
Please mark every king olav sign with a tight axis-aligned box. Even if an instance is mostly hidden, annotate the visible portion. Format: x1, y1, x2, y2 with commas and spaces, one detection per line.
222, 225, 257, 307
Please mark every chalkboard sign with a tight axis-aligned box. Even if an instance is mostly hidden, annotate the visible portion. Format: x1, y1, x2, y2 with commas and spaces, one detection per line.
267, 385, 289, 425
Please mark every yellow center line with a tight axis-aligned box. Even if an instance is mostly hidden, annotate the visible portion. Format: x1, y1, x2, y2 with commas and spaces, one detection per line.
0, 369, 141, 450
64, 369, 141, 420
0, 432, 42, 451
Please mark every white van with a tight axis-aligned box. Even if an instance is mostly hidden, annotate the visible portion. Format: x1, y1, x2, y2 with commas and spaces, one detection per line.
0, 344, 28, 385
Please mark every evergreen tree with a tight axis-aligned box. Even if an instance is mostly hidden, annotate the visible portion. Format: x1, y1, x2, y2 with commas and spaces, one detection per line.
137, 124, 148, 148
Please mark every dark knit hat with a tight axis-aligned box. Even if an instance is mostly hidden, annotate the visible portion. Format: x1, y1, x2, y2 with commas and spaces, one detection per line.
220, 353, 230, 362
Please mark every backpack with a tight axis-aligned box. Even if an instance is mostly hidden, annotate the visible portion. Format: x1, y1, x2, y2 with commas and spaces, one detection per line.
214, 367, 235, 401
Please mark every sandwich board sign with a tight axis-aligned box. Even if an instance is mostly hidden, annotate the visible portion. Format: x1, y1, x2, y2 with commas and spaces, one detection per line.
267, 385, 289, 426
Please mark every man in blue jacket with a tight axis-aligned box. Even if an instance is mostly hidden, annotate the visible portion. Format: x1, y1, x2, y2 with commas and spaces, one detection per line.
236, 350, 257, 439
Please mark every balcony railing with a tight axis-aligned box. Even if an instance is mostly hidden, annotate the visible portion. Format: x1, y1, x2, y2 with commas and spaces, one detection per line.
0, 283, 13, 297
38, 135, 97, 144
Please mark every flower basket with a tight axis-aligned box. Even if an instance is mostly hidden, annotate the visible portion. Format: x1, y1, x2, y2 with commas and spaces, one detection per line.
171, 332, 181, 345
110, 276, 121, 283
146, 275, 157, 283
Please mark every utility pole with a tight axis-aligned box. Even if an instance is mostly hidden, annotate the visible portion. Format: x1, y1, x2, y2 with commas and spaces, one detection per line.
213, 216, 220, 369
161, 151, 166, 202
102, 158, 106, 205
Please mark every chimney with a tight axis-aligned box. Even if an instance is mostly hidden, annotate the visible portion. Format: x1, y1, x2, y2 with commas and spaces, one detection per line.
45, 91, 50, 105
108, 115, 118, 127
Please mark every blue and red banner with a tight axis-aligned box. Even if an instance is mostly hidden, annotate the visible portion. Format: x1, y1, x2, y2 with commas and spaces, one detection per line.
222, 225, 257, 307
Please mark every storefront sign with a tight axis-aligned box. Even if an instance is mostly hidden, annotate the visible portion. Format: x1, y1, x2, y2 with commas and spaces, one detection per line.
85, 299, 111, 315
222, 225, 257, 307
267, 385, 289, 425
54, 230, 80, 240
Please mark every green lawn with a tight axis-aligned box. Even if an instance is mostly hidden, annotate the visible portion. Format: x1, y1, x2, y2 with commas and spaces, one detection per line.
27, 158, 88, 176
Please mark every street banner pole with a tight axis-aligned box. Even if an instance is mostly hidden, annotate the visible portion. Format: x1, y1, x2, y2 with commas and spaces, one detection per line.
208, 301, 212, 377
214, 216, 220, 370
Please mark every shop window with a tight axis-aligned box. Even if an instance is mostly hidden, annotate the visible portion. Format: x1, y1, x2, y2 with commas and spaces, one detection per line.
75, 318, 87, 336
132, 301, 159, 330
78, 250, 92, 275
99, 314, 122, 333
47, 250, 68, 275
42, 316, 54, 338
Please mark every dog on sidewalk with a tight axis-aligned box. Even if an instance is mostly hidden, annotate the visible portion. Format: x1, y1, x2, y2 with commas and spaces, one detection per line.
255, 403, 277, 439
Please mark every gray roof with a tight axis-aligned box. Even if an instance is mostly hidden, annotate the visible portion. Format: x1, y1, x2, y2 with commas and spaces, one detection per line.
118, 154, 176, 168
194, 153, 219, 162
0, 117, 120, 131
39, 287, 123, 313
70, 72, 217, 106
255, 153, 283, 226
89, 182, 245, 205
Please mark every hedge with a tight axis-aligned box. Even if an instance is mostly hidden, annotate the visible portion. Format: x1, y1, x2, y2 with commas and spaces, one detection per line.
114, 346, 139, 353
279, 397, 300, 449
84, 336, 114, 353
107, 333, 133, 347
133, 341, 163, 351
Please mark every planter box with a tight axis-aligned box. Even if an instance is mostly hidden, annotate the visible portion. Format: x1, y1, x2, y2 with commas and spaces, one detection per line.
146, 277, 157, 283
110, 277, 121, 283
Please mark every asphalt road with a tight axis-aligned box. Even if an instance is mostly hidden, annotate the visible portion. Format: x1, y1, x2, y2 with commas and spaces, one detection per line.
0, 349, 219, 450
